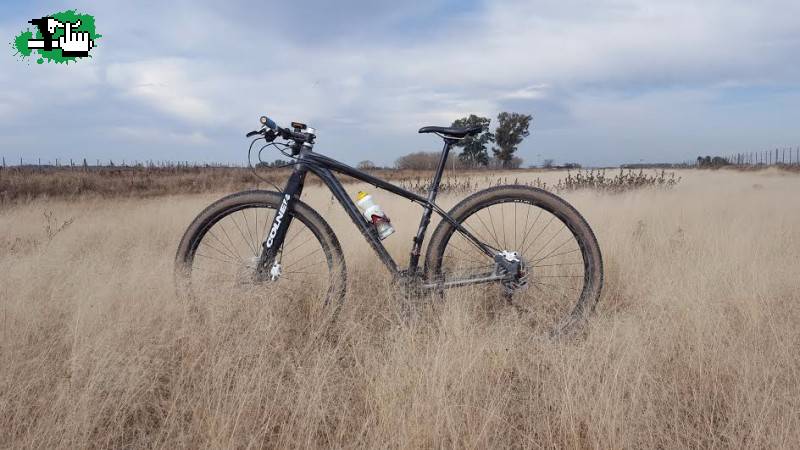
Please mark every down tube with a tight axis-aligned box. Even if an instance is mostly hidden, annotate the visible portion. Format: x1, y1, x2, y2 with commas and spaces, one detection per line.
310, 165, 400, 275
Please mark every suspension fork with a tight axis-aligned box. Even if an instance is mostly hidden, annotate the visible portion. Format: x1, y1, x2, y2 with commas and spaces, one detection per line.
256, 163, 308, 277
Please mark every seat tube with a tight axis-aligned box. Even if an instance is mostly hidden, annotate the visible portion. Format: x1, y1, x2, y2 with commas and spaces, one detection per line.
408, 139, 454, 271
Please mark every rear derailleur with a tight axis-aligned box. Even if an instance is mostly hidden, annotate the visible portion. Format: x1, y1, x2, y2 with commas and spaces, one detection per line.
494, 251, 529, 295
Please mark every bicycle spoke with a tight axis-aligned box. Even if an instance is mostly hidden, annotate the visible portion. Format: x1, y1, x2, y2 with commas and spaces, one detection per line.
254, 206, 259, 248
206, 229, 244, 261
229, 213, 258, 257
200, 237, 242, 264
517, 208, 543, 253
459, 222, 500, 254
500, 203, 508, 249
513, 202, 517, 249
532, 261, 583, 268
486, 206, 503, 249
526, 224, 565, 261
283, 226, 313, 255
195, 251, 242, 267
217, 223, 246, 262
532, 248, 581, 265
282, 247, 324, 272
535, 275, 583, 278
530, 235, 577, 264
240, 210, 258, 257
472, 210, 502, 249
532, 280, 581, 292
445, 240, 492, 265
520, 215, 555, 257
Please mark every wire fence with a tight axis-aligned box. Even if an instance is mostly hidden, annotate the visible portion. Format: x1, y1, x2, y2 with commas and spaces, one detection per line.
0, 157, 247, 170
719, 147, 800, 166
3, 147, 800, 171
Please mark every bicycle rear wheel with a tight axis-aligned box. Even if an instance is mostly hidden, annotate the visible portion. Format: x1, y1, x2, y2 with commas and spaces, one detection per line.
425, 185, 603, 334
175, 190, 346, 320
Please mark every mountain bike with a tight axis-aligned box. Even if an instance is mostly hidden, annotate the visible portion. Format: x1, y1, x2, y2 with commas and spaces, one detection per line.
175, 116, 603, 333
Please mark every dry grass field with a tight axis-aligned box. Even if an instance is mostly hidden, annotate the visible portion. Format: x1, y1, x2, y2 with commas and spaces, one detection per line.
1, 168, 799, 448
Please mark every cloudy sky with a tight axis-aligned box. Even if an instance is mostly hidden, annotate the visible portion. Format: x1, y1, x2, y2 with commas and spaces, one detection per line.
2, 0, 799, 167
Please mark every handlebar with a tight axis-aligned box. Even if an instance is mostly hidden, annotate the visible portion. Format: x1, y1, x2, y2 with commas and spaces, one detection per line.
247, 116, 316, 153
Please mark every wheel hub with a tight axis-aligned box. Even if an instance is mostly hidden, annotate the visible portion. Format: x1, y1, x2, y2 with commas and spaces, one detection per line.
494, 251, 529, 293
269, 261, 282, 281
249, 256, 282, 282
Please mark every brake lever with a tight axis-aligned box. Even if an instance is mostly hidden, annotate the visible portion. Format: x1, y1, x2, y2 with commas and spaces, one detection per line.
246, 130, 262, 138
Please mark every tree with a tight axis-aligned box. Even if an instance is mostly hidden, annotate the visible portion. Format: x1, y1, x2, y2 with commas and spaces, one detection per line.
696, 155, 729, 168
255, 159, 291, 169
394, 151, 463, 170
451, 114, 493, 167
493, 112, 532, 168
542, 158, 554, 169
357, 160, 377, 170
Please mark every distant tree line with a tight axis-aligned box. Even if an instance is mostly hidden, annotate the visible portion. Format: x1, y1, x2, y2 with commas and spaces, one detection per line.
539, 159, 581, 169
255, 159, 292, 168
696, 156, 731, 168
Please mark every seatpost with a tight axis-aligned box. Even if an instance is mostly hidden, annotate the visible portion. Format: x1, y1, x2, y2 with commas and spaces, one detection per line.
408, 138, 455, 273
428, 139, 454, 202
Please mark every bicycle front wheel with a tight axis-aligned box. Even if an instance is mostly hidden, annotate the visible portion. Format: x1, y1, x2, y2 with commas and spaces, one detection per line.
425, 185, 603, 334
175, 190, 346, 319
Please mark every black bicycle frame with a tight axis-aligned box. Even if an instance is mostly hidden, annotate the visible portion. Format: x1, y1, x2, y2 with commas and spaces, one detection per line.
258, 138, 497, 283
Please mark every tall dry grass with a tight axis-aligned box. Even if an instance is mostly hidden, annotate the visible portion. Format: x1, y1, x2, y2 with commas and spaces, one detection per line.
1, 169, 799, 448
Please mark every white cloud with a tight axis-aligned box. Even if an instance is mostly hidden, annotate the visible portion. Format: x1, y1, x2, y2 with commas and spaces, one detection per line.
106, 59, 218, 124
502, 84, 550, 100
2, 0, 799, 165
108, 126, 212, 145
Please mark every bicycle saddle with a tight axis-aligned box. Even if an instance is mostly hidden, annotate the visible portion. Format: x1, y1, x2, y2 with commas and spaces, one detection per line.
418, 125, 484, 138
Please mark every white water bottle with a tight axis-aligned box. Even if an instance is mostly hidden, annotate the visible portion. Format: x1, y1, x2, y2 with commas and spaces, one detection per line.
356, 191, 395, 240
